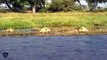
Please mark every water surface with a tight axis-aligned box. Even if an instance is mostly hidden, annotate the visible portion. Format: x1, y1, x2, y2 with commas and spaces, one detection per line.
0, 35, 107, 60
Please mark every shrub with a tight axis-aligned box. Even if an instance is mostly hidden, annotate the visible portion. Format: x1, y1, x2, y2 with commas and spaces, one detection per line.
38, 8, 48, 13
0, 9, 7, 13
49, 0, 74, 12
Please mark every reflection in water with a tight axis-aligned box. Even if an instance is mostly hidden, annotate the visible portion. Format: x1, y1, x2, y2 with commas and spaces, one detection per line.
0, 35, 107, 60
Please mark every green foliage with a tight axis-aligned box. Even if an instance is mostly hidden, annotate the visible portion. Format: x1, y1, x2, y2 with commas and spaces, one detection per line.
71, 5, 83, 11
38, 8, 48, 12
103, 8, 107, 11
0, 9, 7, 13
86, 0, 107, 11
0, 0, 45, 13
0, 0, 107, 12
49, 0, 74, 12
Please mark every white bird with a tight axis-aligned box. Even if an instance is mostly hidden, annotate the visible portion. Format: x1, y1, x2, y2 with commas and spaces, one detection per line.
39, 27, 51, 33
78, 27, 88, 32
5, 28, 14, 33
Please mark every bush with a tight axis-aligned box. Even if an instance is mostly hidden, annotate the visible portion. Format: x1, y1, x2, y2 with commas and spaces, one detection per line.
71, 5, 83, 11
49, 0, 74, 12
19, 7, 27, 13
0, 9, 7, 13
38, 8, 48, 13
103, 8, 107, 11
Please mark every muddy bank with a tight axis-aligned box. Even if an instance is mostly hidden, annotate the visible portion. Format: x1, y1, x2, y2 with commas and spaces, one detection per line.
0, 27, 107, 36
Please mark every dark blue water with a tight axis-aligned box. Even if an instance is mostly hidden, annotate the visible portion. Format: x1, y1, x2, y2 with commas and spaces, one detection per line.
0, 35, 107, 60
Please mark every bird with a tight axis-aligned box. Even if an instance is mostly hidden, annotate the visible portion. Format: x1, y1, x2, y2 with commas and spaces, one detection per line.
78, 27, 88, 32
5, 28, 14, 33
39, 27, 51, 33
2, 52, 9, 58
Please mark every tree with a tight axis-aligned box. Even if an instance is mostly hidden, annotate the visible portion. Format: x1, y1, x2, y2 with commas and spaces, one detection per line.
86, 0, 107, 11
27, 0, 45, 13
74, 0, 82, 8
98, 0, 107, 7
0, 0, 26, 11
0, 0, 45, 13
49, 0, 74, 12
0, 0, 13, 10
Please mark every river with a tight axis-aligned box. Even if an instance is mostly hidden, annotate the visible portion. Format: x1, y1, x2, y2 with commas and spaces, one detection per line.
0, 35, 107, 60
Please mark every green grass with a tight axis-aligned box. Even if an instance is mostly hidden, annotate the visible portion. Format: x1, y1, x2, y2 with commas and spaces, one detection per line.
0, 12, 107, 30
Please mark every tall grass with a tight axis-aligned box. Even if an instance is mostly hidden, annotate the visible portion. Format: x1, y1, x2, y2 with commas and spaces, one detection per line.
0, 12, 107, 30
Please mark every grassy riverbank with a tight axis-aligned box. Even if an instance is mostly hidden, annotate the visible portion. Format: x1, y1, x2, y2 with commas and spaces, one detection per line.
0, 12, 107, 30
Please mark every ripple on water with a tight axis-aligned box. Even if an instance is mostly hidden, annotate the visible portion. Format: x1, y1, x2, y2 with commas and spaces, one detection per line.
0, 35, 107, 60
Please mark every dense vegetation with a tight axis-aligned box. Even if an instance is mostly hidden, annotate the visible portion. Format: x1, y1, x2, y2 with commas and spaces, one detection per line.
0, 12, 107, 30
0, 0, 107, 13
0, 0, 107, 31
